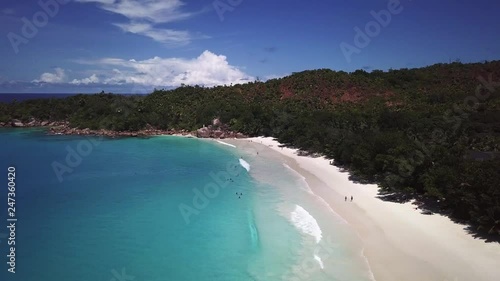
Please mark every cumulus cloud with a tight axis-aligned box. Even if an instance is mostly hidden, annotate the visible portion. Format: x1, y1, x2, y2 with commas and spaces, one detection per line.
31, 51, 252, 90
81, 50, 253, 87
76, 0, 200, 45
33, 68, 67, 83
70, 74, 100, 85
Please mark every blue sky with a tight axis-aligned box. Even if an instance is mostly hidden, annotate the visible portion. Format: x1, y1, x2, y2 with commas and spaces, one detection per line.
0, 0, 499, 93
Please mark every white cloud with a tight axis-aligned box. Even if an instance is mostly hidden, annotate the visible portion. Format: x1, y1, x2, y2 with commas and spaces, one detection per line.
76, 0, 192, 23
76, 0, 199, 45
70, 74, 100, 85
80, 50, 253, 87
31, 51, 252, 89
33, 68, 67, 83
114, 22, 192, 46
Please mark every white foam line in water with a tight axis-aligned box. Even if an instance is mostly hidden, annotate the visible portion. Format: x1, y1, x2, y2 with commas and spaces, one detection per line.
284, 164, 374, 278
216, 140, 236, 148
290, 205, 322, 244
239, 158, 251, 172
314, 254, 325, 269
283, 163, 313, 194
284, 163, 348, 225
362, 248, 377, 281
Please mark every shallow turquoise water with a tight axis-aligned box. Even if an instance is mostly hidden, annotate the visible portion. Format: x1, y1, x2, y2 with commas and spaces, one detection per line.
0, 129, 373, 281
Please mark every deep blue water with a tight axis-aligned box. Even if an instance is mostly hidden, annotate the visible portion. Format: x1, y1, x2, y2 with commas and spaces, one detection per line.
0, 94, 77, 103
0, 93, 148, 103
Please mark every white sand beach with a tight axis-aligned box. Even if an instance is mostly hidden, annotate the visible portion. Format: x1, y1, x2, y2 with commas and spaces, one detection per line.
225, 136, 500, 281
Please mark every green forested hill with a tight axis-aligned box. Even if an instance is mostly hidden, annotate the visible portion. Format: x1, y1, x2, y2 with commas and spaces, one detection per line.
1, 61, 499, 237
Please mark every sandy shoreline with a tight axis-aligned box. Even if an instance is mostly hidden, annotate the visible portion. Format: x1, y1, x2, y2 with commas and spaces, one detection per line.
221, 136, 500, 281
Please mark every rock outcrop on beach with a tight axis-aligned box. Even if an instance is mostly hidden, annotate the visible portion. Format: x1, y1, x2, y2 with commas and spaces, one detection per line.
47, 124, 193, 138
195, 127, 245, 139
11, 119, 25, 127
0, 117, 246, 139
195, 118, 245, 139
0, 118, 68, 128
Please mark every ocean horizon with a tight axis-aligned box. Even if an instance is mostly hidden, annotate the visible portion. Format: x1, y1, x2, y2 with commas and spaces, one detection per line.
0, 93, 148, 103
0, 128, 373, 281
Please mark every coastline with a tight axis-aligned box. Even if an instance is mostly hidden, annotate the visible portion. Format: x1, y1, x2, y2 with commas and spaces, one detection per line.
0, 121, 247, 139
223, 136, 500, 281
3, 127, 499, 280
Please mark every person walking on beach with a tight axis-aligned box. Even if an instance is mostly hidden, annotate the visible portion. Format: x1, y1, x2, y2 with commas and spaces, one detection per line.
350, 196, 353, 202
345, 196, 347, 202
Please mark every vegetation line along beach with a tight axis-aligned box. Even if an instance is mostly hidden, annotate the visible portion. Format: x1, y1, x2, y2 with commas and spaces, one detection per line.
2, 62, 499, 239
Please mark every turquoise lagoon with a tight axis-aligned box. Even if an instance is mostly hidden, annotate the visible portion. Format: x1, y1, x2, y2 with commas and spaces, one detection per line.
0, 129, 373, 281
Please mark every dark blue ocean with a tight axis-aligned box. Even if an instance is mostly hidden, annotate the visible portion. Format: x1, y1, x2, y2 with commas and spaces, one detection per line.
0, 94, 76, 103
0, 93, 147, 103
0, 128, 373, 281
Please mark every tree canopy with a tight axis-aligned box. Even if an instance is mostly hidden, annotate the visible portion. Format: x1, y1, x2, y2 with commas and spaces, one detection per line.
2, 60, 499, 237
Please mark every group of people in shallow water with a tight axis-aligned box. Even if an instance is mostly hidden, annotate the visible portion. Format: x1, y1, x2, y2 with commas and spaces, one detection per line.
345, 195, 353, 202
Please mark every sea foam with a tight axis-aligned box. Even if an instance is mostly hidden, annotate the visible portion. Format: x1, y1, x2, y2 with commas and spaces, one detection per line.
290, 205, 322, 244
239, 158, 251, 172
314, 254, 325, 269
283, 163, 313, 193
216, 140, 236, 148
284, 164, 348, 225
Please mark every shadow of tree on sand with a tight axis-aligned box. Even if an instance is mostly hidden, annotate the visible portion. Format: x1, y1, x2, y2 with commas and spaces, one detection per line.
376, 190, 500, 243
